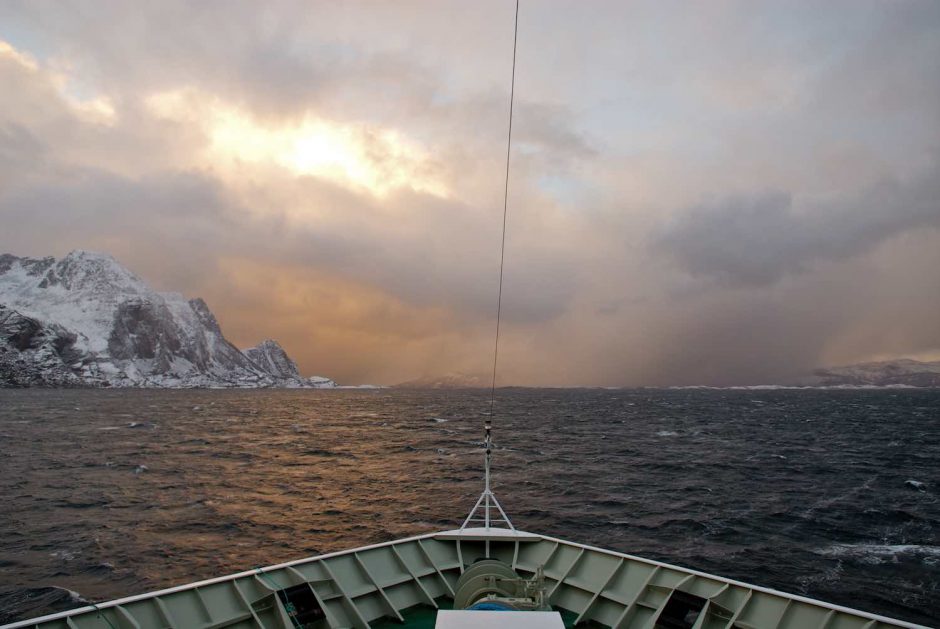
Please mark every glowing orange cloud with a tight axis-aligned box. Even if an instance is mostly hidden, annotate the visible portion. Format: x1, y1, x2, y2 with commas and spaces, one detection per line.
147, 89, 447, 198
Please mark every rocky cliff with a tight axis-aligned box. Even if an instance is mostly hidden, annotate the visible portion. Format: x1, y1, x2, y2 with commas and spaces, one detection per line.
242, 339, 335, 388
0, 251, 333, 388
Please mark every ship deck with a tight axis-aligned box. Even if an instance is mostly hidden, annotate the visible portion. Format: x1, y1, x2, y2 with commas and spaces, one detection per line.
2, 528, 930, 629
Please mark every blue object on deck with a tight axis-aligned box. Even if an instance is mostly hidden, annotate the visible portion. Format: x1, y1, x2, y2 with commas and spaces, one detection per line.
468, 601, 516, 611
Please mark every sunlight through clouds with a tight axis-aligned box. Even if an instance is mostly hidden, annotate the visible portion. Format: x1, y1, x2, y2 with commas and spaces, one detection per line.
147, 89, 448, 198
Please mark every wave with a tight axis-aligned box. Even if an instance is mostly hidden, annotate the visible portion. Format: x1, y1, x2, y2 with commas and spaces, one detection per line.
3, 387, 939, 626
0, 586, 86, 625
820, 543, 940, 565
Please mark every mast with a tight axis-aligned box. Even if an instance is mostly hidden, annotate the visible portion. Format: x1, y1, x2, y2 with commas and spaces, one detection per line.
460, 0, 519, 532
460, 418, 515, 531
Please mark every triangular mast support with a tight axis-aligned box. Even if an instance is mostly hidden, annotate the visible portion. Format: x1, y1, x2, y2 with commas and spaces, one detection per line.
460, 419, 515, 531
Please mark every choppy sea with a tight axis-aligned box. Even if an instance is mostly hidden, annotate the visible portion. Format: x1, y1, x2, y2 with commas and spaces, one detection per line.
0, 388, 937, 626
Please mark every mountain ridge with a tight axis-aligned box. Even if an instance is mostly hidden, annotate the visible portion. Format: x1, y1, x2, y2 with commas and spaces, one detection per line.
809, 358, 940, 387
0, 250, 334, 388
394, 372, 488, 389
393, 360, 940, 389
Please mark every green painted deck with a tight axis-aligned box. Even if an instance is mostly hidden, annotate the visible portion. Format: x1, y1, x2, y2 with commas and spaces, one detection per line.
371, 600, 451, 629
4, 530, 928, 629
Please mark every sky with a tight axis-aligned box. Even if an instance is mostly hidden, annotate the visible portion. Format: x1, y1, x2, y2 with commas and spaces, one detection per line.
0, 0, 938, 386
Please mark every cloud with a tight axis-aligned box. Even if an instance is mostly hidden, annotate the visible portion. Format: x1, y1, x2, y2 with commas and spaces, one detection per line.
0, 47, 588, 382
657, 158, 940, 286
146, 88, 450, 198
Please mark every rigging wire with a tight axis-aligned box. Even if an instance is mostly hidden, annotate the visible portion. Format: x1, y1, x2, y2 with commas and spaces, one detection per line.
488, 0, 520, 421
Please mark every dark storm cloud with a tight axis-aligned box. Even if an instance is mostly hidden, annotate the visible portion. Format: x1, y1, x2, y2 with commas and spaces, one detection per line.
658, 159, 940, 287
514, 102, 596, 157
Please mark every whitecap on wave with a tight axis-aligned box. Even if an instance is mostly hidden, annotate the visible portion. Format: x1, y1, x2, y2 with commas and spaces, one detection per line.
820, 543, 940, 565
49, 550, 78, 561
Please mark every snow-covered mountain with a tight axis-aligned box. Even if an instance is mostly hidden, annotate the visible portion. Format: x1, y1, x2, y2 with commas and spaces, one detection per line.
0, 251, 335, 388
811, 359, 940, 387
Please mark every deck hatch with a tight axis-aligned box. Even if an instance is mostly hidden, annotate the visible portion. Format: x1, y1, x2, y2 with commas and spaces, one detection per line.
655, 590, 708, 629
277, 583, 326, 626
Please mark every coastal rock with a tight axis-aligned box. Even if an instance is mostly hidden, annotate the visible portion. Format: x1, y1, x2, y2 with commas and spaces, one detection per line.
242, 339, 336, 388
243, 339, 301, 380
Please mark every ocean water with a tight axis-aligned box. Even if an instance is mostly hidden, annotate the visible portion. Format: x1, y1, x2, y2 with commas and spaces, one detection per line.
0, 388, 937, 626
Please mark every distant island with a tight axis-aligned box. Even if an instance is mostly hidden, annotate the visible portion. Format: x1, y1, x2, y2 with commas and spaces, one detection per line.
0, 251, 335, 388
671, 360, 940, 389
394, 372, 488, 389
396, 361, 940, 389
807, 359, 940, 388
